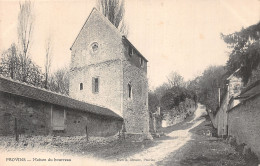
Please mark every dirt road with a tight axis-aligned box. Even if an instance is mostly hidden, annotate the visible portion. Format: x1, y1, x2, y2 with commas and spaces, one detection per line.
1, 104, 253, 166
112, 104, 207, 166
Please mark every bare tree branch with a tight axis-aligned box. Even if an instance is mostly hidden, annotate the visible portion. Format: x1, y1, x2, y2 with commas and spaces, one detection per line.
96, 0, 128, 36
18, 0, 34, 82
44, 37, 53, 89
167, 71, 184, 88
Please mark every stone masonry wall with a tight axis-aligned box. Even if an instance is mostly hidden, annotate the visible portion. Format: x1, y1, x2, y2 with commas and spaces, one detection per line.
0, 91, 122, 137
70, 60, 123, 116
228, 94, 260, 159
70, 9, 124, 116
123, 60, 149, 135
216, 92, 229, 136
70, 9, 123, 69
214, 75, 242, 136
0, 92, 52, 136
70, 8, 150, 138
65, 110, 122, 137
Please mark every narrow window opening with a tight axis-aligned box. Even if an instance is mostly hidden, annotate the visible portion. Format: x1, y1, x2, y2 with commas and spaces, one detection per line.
140, 57, 144, 67
80, 83, 83, 90
92, 77, 99, 93
95, 78, 99, 92
128, 83, 132, 98
129, 46, 134, 57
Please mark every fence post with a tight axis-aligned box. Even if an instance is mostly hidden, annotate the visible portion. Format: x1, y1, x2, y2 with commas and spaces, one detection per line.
14, 118, 19, 142
86, 125, 88, 142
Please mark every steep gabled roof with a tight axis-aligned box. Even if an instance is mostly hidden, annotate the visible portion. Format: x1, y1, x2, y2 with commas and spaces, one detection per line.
0, 76, 123, 120
70, 7, 148, 62
70, 7, 122, 50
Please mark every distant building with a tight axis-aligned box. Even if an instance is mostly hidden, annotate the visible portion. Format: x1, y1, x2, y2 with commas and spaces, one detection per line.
215, 70, 243, 136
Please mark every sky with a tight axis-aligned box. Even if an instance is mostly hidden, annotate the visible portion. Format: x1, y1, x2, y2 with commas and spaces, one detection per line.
0, 0, 259, 90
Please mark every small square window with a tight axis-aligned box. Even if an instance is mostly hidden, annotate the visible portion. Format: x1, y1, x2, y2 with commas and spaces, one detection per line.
80, 83, 83, 90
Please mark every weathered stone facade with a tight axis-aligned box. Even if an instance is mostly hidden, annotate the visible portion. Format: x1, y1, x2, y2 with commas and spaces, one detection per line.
70, 8, 124, 116
215, 74, 243, 136
0, 91, 122, 137
228, 75, 243, 98
228, 94, 260, 159
215, 92, 229, 136
122, 59, 149, 135
70, 8, 150, 139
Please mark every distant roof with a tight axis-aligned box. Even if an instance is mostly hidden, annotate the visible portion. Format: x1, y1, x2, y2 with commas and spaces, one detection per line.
228, 87, 260, 113
227, 68, 241, 80
0, 76, 123, 120
70, 8, 148, 62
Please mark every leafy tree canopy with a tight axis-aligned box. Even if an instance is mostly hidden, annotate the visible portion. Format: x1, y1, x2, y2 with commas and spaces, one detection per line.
160, 86, 196, 111
221, 21, 260, 84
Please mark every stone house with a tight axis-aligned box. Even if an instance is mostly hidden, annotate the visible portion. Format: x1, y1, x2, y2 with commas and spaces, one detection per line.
69, 8, 150, 140
214, 71, 243, 136
0, 8, 150, 140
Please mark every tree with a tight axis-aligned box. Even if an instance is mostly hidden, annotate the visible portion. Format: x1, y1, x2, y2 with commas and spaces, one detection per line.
96, 0, 128, 36
196, 65, 227, 112
148, 92, 160, 113
0, 44, 43, 87
17, 0, 34, 82
167, 71, 184, 87
49, 67, 69, 95
154, 83, 170, 100
44, 37, 52, 89
0, 43, 19, 79
221, 21, 260, 84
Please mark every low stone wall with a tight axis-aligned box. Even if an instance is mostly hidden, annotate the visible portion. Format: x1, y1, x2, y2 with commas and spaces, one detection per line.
216, 92, 229, 136
228, 94, 260, 159
0, 91, 123, 138
65, 110, 122, 137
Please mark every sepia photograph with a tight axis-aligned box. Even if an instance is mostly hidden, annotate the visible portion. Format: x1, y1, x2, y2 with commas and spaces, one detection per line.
0, 0, 260, 165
